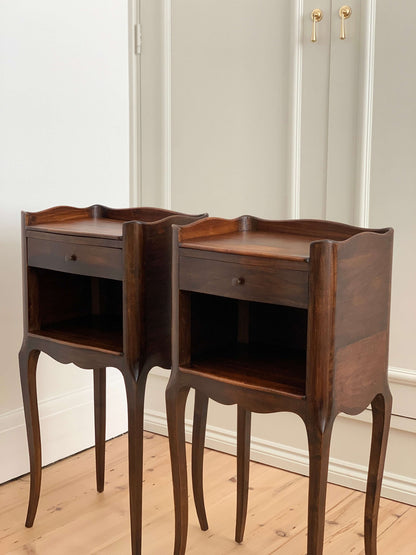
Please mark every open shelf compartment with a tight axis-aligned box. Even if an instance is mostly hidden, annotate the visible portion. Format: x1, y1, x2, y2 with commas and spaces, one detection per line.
27, 268, 123, 354
180, 292, 308, 398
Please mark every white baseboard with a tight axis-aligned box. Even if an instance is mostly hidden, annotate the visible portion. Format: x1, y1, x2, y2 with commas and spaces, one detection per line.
1, 373, 415, 507
0, 374, 128, 484
143, 407, 416, 507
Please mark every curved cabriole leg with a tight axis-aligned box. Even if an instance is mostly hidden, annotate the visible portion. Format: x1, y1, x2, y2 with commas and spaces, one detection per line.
166, 380, 191, 555
123, 371, 148, 555
235, 407, 251, 543
306, 419, 334, 555
364, 391, 392, 555
19, 345, 41, 527
93, 367, 106, 493
192, 390, 209, 531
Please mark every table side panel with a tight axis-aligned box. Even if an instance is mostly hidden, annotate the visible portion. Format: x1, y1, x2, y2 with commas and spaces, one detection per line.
332, 231, 394, 413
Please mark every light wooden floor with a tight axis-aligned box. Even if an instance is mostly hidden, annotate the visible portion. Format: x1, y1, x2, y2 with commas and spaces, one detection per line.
1, 433, 415, 554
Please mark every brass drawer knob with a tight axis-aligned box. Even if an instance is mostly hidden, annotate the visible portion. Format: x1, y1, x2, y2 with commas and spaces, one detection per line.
232, 277, 245, 286
64, 254, 77, 262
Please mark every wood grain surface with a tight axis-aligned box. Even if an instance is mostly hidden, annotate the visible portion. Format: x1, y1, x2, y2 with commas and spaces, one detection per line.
1, 433, 414, 554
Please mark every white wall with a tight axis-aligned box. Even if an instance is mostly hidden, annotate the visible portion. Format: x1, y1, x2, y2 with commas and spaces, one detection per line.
0, 1, 130, 482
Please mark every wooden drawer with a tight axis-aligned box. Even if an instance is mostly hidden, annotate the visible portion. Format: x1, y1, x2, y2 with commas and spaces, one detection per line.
27, 237, 123, 280
179, 254, 309, 308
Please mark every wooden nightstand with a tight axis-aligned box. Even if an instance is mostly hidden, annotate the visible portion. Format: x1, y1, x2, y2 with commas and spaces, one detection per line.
19, 204, 205, 554
166, 216, 393, 555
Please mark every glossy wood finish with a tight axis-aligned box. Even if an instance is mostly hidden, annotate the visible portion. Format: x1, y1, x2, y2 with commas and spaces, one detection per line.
93, 367, 106, 493
235, 406, 251, 543
167, 216, 393, 555
27, 237, 123, 280
365, 392, 393, 553
191, 390, 209, 532
19, 205, 206, 555
179, 254, 309, 308
18, 347, 41, 527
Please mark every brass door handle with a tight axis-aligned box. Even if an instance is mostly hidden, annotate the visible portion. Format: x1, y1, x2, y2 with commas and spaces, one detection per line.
311, 9, 323, 43
339, 5, 352, 40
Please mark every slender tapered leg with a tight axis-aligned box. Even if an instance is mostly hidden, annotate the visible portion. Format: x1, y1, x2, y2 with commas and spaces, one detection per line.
192, 390, 209, 531
235, 407, 251, 543
19, 345, 41, 527
364, 391, 392, 555
166, 380, 191, 555
306, 419, 334, 555
123, 371, 148, 555
93, 367, 106, 493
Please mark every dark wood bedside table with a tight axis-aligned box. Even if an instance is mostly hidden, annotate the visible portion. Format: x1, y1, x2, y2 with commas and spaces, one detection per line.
18, 204, 206, 554
166, 216, 393, 555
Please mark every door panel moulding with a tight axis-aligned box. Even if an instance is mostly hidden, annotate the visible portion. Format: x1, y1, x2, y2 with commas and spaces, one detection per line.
288, 0, 304, 219
129, 0, 142, 206
163, 0, 172, 210
356, 0, 376, 227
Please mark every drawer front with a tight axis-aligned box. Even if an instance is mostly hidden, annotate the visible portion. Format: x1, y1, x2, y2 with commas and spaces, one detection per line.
179, 255, 308, 308
27, 237, 123, 280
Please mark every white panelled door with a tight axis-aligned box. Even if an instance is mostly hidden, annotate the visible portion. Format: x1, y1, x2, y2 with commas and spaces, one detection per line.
139, 0, 372, 224
134, 0, 416, 504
